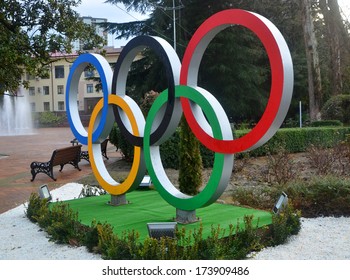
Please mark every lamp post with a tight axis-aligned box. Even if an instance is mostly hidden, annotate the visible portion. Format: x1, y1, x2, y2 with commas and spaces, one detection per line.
172, 0, 176, 51
155, 1, 184, 52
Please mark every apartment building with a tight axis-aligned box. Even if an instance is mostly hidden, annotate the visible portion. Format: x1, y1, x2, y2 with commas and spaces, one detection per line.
72, 17, 108, 51
25, 46, 122, 114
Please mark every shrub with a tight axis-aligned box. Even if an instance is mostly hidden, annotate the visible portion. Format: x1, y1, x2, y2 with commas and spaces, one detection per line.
231, 185, 281, 210
96, 222, 141, 260
45, 202, 83, 244
26, 193, 301, 259
310, 120, 343, 127
307, 142, 350, 176
269, 203, 301, 246
266, 144, 296, 185
321, 94, 350, 124
109, 124, 214, 169
284, 176, 350, 217
26, 194, 84, 245
232, 175, 350, 218
83, 221, 99, 253
109, 124, 134, 161
179, 117, 203, 195
109, 122, 350, 168
25, 193, 50, 224
236, 127, 350, 157
36, 111, 66, 127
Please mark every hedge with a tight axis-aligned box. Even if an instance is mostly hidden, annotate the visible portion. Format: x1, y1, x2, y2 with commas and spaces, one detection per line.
240, 126, 350, 157
110, 125, 350, 168
310, 120, 343, 127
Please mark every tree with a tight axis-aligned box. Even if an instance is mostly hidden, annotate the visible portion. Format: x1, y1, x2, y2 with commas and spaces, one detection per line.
178, 116, 203, 196
0, 0, 105, 94
301, 0, 323, 121
319, 0, 349, 96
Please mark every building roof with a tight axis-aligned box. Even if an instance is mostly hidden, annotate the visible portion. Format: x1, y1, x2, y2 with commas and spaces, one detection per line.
49, 46, 122, 59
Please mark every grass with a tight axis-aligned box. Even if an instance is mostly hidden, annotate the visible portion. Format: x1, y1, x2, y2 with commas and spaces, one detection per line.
64, 189, 272, 241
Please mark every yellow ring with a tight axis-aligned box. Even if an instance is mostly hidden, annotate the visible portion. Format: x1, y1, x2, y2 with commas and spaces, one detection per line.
88, 94, 143, 195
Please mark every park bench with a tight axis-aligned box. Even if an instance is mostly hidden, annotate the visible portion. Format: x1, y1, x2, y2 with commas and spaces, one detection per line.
80, 138, 109, 162
30, 145, 82, 181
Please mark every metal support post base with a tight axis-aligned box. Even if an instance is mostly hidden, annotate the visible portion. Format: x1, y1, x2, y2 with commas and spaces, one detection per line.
175, 209, 199, 224
109, 194, 127, 206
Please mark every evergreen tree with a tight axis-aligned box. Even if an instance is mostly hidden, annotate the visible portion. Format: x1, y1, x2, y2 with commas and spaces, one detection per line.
178, 117, 203, 195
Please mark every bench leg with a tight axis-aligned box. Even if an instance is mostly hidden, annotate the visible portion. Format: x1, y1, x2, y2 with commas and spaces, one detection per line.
30, 168, 37, 182
80, 151, 89, 162
72, 160, 81, 171
59, 161, 81, 172
102, 150, 109, 160
30, 161, 56, 181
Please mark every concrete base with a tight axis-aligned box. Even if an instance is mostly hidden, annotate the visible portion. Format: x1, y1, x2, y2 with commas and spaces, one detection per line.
109, 194, 128, 206
175, 209, 199, 224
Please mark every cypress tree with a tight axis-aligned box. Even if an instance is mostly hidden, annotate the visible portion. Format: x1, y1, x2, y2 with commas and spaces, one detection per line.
178, 116, 203, 196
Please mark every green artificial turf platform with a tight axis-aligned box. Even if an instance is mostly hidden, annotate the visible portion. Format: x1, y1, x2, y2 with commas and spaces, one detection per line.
66, 189, 272, 240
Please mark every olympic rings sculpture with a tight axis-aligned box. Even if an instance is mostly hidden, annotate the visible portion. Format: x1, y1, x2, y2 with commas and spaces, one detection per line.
66, 9, 293, 211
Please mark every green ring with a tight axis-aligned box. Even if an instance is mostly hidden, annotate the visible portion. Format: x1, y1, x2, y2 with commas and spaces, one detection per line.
144, 85, 233, 210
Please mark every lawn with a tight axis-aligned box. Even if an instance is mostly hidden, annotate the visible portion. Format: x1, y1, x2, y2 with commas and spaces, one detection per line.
65, 189, 272, 241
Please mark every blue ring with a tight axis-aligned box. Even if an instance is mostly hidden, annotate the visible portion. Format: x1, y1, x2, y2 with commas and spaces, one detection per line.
66, 53, 111, 145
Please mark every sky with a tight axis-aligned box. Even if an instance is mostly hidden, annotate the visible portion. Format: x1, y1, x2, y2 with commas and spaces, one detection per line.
338, 0, 350, 20
74, 0, 150, 47
75, 0, 350, 48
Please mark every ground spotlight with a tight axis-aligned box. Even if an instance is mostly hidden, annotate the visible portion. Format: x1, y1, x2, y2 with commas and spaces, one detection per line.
139, 175, 152, 188
147, 222, 177, 239
38, 184, 52, 201
273, 192, 288, 214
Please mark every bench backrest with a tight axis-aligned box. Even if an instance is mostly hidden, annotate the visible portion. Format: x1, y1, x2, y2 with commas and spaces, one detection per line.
51, 145, 82, 166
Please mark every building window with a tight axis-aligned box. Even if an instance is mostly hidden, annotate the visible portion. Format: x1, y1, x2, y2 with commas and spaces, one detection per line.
30, 103, 36, 112
57, 85, 64, 95
55, 65, 65, 78
58, 101, 64, 111
43, 86, 50, 95
87, 84, 94, 93
84, 69, 94, 78
43, 102, 50, 112
26, 73, 35, 80
29, 87, 35, 96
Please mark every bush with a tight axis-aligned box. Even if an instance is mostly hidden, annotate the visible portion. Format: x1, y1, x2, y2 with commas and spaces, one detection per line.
284, 176, 350, 217
109, 124, 134, 161
45, 202, 83, 244
269, 203, 301, 246
321, 94, 350, 124
232, 175, 350, 218
26, 194, 301, 259
109, 124, 214, 168
179, 118, 203, 195
36, 111, 66, 127
26, 194, 84, 244
266, 144, 296, 185
110, 124, 350, 167
236, 127, 350, 157
310, 120, 343, 127
25, 193, 50, 223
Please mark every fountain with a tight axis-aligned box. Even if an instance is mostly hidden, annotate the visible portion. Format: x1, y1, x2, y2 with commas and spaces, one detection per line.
0, 88, 34, 136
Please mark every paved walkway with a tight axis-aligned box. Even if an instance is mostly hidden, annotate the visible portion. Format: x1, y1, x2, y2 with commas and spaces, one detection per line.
0, 127, 120, 214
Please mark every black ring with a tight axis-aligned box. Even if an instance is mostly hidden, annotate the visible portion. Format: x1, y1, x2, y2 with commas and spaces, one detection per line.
112, 35, 177, 147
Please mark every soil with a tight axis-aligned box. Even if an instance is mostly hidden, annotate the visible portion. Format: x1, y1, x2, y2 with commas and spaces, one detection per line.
77, 151, 315, 205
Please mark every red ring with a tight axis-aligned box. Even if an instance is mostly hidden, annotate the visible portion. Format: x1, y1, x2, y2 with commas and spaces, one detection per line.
180, 9, 285, 153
